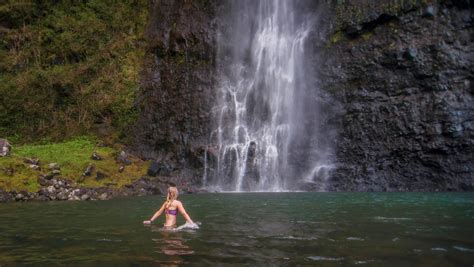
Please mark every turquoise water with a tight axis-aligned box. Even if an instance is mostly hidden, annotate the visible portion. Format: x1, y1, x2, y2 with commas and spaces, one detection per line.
0, 193, 473, 266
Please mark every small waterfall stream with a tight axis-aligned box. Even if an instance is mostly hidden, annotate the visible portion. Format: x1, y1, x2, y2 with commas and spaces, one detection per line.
205, 0, 333, 192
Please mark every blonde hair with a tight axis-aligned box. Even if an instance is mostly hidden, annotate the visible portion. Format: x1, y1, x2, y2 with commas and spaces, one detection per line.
166, 186, 178, 208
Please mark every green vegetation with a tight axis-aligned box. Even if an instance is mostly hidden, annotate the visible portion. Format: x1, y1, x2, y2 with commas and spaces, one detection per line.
0, 156, 40, 192
0, 0, 148, 143
329, 31, 344, 45
0, 137, 149, 192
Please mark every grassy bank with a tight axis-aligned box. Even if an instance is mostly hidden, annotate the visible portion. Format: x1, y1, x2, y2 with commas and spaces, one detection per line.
0, 0, 148, 143
0, 137, 149, 192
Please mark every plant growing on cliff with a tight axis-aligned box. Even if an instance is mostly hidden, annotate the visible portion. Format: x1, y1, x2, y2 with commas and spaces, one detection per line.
0, 0, 148, 143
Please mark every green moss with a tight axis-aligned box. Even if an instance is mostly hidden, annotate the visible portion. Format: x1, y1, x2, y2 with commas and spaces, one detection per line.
361, 32, 373, 41
0, 156, 39, 192
330, 31, 344, 44
172, 51, 187, 65
0, 137, 148, 192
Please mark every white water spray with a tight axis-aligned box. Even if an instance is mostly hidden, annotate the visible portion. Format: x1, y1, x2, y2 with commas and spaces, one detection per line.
205, 0, 332, 192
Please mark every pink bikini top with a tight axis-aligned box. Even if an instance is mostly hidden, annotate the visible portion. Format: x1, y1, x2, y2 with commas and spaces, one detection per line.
165, 208, 177, 216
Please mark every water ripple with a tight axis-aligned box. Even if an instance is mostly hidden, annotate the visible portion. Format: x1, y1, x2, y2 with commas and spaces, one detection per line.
308, 256, 344, 261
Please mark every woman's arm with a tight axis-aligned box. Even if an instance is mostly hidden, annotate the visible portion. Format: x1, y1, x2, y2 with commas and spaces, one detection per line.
177, 201, 194, 224
143, 202, 166, 224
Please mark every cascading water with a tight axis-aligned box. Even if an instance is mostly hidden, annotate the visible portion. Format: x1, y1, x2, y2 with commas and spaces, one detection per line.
205, 0, 334, 192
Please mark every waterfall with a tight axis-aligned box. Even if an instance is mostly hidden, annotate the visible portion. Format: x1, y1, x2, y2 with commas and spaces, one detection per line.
205, 0, 333, 192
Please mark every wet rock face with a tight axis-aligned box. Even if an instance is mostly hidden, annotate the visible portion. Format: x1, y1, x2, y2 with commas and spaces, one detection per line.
133, 0, 218, 178
322, 3, 473, 191
132, 1, 472, 191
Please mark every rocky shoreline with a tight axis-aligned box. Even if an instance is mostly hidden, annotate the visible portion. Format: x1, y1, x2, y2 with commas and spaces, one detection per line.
0, 176, 200, 203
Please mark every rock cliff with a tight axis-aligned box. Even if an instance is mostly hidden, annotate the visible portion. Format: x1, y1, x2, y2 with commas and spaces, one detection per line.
135, 0, 473, 191
133, 0, 217, 183
322, 0, 473, 191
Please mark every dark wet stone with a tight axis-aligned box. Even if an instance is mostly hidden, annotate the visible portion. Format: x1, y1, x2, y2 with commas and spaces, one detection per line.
147, 161, 160, 176
37, 177, 49, 186
405, 47, 418, 60
117, 151, 132, 165
23, 157, 40, 165
83, 164, 94, 176
422, 5, 437, 18
91, 152, 103, 161
96, 171, 108, 180
43, 170, 60, 180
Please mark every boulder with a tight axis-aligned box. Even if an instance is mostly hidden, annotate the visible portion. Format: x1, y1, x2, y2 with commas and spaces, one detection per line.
15, 193, 25, 201
83, 164, 94, 176
47, 185, 56, 194
116, 151, 132, 165
53, 179, 66, 189
24, 157, 40, 166
36, 194, 49, 201
0, 139, 11, 157
98, 193, 109, 200
67, 189, 81, 200
147, 161, 172, 176
57, 190, 68, 200
147, 161, 160, 176
96, 171, 108, 180
68, 195, 80, 201
91, 152, 103, 160
29, 164, 40, 171
48, 163, 60, 170
37, 177, 49, 186
422, 5, 437, 18
42, 169, 60, 180
405, 47, 418, 60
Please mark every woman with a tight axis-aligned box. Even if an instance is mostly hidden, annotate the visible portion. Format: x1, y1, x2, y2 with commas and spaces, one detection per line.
143, 185, 194, 230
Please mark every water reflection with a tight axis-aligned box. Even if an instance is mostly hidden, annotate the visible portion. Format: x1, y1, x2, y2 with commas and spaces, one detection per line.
147, 225, 194, 266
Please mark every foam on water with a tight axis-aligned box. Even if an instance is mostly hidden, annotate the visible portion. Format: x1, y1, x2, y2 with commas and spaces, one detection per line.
354, 260, 376, 264
308, 256, 344, 261
174, 222, 200, 231
374, 216, 412, 222
453, 246, 474, 252
275, 235, 317, 241
347, 237, 365, 241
